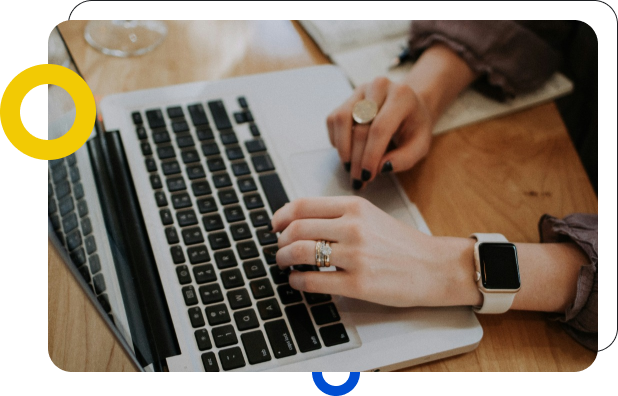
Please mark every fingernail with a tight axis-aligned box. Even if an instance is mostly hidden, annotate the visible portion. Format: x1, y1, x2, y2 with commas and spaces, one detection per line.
344, 162, 351, 173
361, 169, 371, 182
352, 179, 363, 190
381, 161, 393, 173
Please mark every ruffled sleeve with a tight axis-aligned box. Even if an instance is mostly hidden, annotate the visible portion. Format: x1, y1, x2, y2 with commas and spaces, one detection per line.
538, 213, 598, 351
408, 21, 562, 101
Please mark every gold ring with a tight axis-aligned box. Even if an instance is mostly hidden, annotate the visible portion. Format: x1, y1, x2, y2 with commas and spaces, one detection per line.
323, 241, 331, 268
315, 241, 323, 267
352, 99, 378, 124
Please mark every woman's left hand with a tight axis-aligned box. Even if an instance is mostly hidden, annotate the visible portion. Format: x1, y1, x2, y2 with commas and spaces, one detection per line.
271, 196, 481, 308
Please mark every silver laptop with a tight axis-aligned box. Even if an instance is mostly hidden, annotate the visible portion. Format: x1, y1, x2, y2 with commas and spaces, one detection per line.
48, 26, 482, 372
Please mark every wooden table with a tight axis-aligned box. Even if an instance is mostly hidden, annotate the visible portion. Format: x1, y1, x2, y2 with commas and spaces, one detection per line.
49, 21, 597, 372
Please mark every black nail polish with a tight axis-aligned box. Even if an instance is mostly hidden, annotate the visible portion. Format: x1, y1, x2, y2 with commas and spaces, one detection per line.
381, 161, 393, 173
352, 179, 363, 190
361, 169, 372, 182
344, 162, 351, 173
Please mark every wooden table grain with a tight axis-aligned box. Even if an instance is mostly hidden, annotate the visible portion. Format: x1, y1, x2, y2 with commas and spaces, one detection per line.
49, 20, 597, 372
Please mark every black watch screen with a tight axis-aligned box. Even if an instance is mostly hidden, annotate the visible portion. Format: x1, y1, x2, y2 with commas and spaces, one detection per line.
479, 243, 520, 290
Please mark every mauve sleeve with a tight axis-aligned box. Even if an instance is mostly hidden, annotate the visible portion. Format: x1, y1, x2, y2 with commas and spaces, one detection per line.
538, 213, 598, 351
407, 21, 562, 100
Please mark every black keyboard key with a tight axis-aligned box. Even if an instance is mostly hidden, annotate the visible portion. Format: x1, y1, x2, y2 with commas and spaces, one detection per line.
171, 193, 192, 209
218, 189, 238, 205
167, 176, 186, 192
270, 266, 290, 285
202, 213, 224, 231
85, 235, 97, 254
145, 158, 157, 172
172, 120, 189, 134
155, 191, 168, 207
234, 308, 259, 331
208, 100, 232, 130
264, 320, 297, 359
78, 266, 91, 282
213, 172, 232, 188
81, 217, 92, 236
242, 330, 272, 365
141, 142, 153, 156
182, 227, 204, 245
250, 278, 274, 299
230, 222, 252, 241
233, 112, 248, 124
201, 142, 220, 157
51, 165, 67, 183
136, 126, 147, 140
69, 166, 80, 183
224, 206, 245, 223
250, 124, 260, 137
221, 268, 244, 289
176, 209, 198, 227
192, 181, 212, 197
220, 131, 238, 145
182, 149, 200, 164
212, 325, 238, 348
245, 111, 254, 123
207, 304, 231, 326
311, 302, 341, 325
73, 183, 84, 200
263, 246, 278, 265
226, 146, 244, 160
199, 283, 224, 305
193, 264, 217, 284
320, 323, 350, 347
176, 265, 192, 285
250, 210, 270, 228
201, 352, 219, 372
197, 127, 214, 141
160, 209, 173, 225
58, 196, 74, 217
93, 273, 107, 294
186, 164, 206, 180
304, 292, 332, 305
252, 154, 275, 173
62, 213, 78, 233
66, 230, 81, 252
195, 328, 212, 351
162, 160, 181, 175
150, 174, 163, 189
245, 139, 266, 153
153, 130, 171, 144
215, 250, 238, 270
238, 177, 257, 192
54, 181, 70, 200
285, 304, 321, 352
219, 347, 245, 371
257, 298, 282, 320
89, 254, 101, 274
227, 289, 251, 310
98, 294, 112, 313
197, 197, 217, 214
170, 245, 186, 264
146, 109, 166, 129
189, 103, 209, 126
243, 259, 266, 279
167, 106, 184, 119
233, 243, 258, 263
238, 96, 248, 108
188, 307, 205, 328
131, 111, 143, 125
182, 286, 199, 306
244, 193, 264, 210
209, 231, 231, 250
70, 248, 86, 266
50, 214, 61, 230
256, 229, 277, 246
176, 135, 195, 148
207, 157, 226, 172
157, 146, 176, 160
165, 226, 180, 244
66, 154, 76, 166
187, 245, 210, 265
259, 173, 289, 214
277, 284, 302, 305
232, 161, 251, 176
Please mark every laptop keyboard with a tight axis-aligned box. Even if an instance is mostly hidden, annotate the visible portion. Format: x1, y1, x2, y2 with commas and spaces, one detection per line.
48, 155, 114, 321
134, 97, 350, 371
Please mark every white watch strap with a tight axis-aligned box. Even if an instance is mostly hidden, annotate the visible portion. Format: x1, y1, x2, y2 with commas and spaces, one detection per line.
471, 233, 516, 314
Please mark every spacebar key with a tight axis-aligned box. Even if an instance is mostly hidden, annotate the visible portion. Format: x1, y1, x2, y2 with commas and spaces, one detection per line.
259, 173, 289, 213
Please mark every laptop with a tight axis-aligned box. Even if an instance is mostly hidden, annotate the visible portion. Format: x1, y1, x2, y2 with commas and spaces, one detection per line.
48, 25, 482, 372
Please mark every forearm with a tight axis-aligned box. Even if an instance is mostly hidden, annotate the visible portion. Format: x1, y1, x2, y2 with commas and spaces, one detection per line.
403, 44, 477, 123
445, 238, 588, 313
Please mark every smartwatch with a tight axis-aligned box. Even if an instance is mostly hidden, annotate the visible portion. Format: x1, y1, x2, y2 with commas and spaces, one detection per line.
471, 233, 521, 314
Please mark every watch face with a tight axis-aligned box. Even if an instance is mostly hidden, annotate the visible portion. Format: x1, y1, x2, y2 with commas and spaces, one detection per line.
479, 243, 520, 290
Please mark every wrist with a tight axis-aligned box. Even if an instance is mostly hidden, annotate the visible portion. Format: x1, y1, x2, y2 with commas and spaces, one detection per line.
434, 236, 483, 307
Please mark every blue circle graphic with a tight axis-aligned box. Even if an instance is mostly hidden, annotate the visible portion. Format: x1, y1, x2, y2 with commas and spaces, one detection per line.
312, 372, 360, 396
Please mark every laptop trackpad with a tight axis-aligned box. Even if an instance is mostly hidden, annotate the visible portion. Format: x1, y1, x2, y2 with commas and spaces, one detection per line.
287, 149, 419, 228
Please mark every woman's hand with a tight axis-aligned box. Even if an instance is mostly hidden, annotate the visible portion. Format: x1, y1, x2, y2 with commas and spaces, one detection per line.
271, 196, 482, 308
326, 77, 435, 190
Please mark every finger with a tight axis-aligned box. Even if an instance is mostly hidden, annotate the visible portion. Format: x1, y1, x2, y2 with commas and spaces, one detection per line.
277, 240, 349, 269
271, 197, 351, 232
361, 86, 414, 182
329, 88, 365, 168
379, 127, 432, 174
278, 219, 346, 248
288, 270, 350, 295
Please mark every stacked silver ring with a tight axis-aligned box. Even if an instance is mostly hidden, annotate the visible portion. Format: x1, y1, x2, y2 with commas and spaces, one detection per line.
315, 240, 332, 268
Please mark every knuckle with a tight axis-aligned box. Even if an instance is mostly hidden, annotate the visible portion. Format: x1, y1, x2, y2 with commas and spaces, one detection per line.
393, 83, 413, 98
372, 77, 390, 91
291, 242, 305, 262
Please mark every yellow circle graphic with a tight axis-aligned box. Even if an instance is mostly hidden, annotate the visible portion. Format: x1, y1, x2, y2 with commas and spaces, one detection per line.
1, 64, 95, 160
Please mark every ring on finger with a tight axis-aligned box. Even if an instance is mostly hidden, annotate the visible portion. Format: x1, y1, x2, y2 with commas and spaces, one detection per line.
352, 99, 378, 124
315, 240, 324, 267
322, 241, 332, 267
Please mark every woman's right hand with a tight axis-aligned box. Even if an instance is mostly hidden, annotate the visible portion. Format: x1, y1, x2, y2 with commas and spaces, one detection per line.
326, 77, 435, 190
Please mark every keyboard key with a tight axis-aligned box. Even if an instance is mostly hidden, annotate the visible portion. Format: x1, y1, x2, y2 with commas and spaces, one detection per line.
197, 197, 217, 214
202, 213, 224, 231
195, 328, 212, 351
66, 154, 76, 166
89, 254, 101, 274
238, 96, 248, 108
243, 259, 266, 279
257, 298, 282, 320
62, 213, 78, 233
304, 292, 332, 305
93, 273, 107, 294
234, 308, 259, 331
250, 124, 260, 137
241, 330, 272, 365
98, 294, 112, 313
141, 142, 153, 156
177, 135, 195, 148
207, 157, 226, 172
69, 166, 80, 183
277, 284, 302, 305
74, 183, 84, 200
188, 103, 209, 126
66, 230, 81, 251
171, 193, 192, 209
230, 222, 252, 241
192, 181, 212, 197
252, 154, 275, 173
193, 264, 217, 284
256, 228, 277, 246
153, 130, 171, 144
199, 283, 223, 305
146, 109, 166, 129
157, 146, 176, 160
197, 127, 214, 141
172, 120, 189, 134
250, 278, 274, 299
167, 176, 187, 192
81, 217, 92, 236
160, 209, 173, 225
136, 126, 147, 140
227, 289, 252, 310
208, 231, 231, 250
201, 142, 220, 157
170, 245, 186, 264
131, 111, 143, 125
219, 347, 245, 371
54, 181, 71, 200
167, 106, 184, 119
218, 189, 238, 205
234, 112, 248, 124
182, 227, 204, 245
213, 172, 232, 188
176, 265, 192, 285
320, 323, 350, 347
206, 303, 231, 326
311, 303, 341, 325
208, 100, 232, 130
188, 307, 205, 328
263, 246, 278, 265
70, 248, 86, 266
186, 164, 206, 180
212, 325, 238, 348
221, 268, 244, 289
226, 146, 244, 160
238, 177, 257, 192
50, 214, 61, 230
85, 235, 97, 254
59, 196, 74, 217
244, 193, 264, 210
176, 209, 198, 227
259, 173, 289, 213
162, 160, 181, 175
245, 139, 266, 153
250, 210, 270, 228
155, 191, 168, 207
264, 320, 297, 359
182, 286, 199, 306
220, 131, 238, 145
182, 149, 200, 164
51, 164, 67, 183
286, 303, 321, 352
78, 266, 91, 282
224, 206, 245, 223
150, 174, 163, 189
201, 352, 219, 372
270, 266, 290, 285
145, 158, 157, 172
244, 111, 254, 122
214, 250, 238, 269
187, 245, 210, 265
232, 161, 251, 176
165, 226, 180, 244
